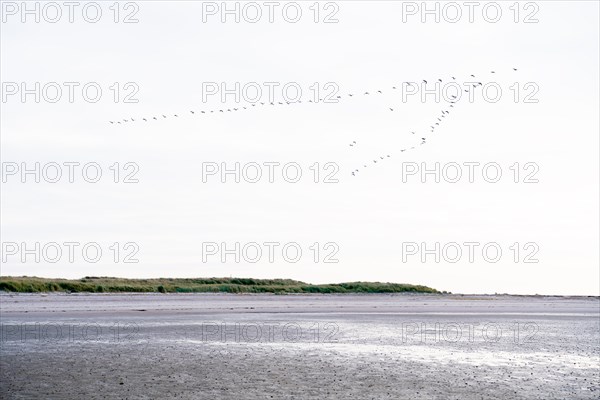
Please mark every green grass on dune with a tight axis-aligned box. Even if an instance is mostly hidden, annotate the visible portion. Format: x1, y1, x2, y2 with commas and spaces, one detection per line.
0, 276, 442, 294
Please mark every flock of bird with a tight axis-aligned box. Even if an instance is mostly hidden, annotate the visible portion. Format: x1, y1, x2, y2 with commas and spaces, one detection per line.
348, 68, 519, 177
108, 68, 519, 177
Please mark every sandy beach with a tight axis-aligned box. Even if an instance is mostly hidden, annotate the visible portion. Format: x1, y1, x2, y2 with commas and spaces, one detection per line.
1, 293, 598, 399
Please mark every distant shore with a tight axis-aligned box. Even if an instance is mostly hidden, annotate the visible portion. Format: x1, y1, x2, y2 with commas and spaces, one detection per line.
0, 276, 442, 294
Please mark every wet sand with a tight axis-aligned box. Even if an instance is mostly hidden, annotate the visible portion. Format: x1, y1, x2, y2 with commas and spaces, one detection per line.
1, 293, 598, 399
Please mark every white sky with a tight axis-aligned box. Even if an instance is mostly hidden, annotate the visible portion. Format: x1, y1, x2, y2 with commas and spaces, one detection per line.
1, 1, 598, 295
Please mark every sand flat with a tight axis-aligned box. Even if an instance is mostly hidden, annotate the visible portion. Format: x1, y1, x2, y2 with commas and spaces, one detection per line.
1, 294, 598, 399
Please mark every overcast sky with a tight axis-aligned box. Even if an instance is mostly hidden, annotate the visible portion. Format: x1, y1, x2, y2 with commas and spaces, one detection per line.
1, 1, 598, 295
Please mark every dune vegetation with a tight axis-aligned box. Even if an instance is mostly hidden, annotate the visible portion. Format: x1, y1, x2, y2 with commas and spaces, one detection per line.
0, 276, 442, 294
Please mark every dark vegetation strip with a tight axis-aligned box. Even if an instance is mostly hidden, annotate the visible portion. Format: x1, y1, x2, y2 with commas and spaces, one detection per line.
0, 276, 443, 294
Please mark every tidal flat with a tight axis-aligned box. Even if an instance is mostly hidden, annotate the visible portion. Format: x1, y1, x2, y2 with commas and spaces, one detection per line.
1, 293, 598, 399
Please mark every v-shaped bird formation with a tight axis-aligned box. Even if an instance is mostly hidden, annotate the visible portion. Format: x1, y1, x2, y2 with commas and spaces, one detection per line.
108, 68, 519, 177
347, 68, 519, 176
